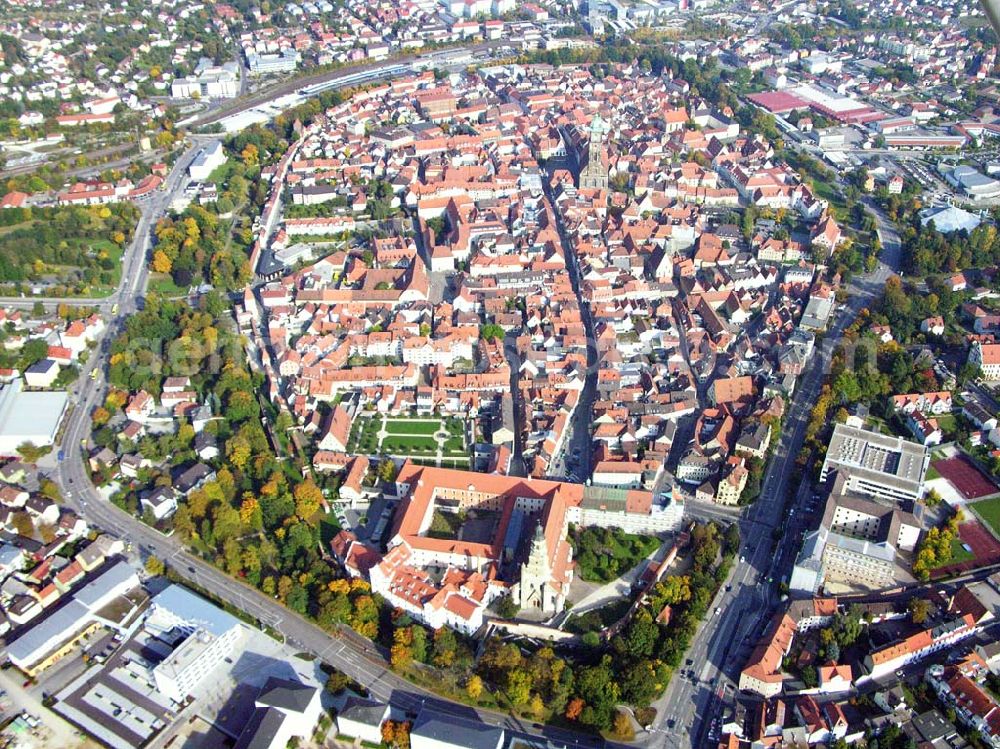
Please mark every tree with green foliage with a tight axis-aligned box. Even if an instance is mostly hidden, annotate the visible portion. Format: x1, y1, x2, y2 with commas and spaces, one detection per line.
16, 442, 50, 463
376, 457, 398, 483
479, 323, 505, 342
909, 597, 931, 625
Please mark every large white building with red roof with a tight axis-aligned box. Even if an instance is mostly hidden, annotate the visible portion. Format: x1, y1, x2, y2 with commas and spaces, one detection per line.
332, 462, 684, 633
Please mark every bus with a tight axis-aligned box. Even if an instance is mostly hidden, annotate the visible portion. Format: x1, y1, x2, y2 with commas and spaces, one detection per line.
89, 368, 97, 381
111, 303, 119, 316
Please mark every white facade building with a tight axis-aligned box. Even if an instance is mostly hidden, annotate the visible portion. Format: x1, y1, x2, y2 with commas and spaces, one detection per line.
188, 141, 227, 182
820, 423, 929, 503
336, 698, 389, 744
146, 585, 243, 702
171, 60, 241, 100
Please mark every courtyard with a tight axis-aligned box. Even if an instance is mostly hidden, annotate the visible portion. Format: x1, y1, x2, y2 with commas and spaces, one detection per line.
347, 414, 469, 467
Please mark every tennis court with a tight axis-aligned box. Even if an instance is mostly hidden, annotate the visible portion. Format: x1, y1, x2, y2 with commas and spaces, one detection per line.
932, 456, 999, 500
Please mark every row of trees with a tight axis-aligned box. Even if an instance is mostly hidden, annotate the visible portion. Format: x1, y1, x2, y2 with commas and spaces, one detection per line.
388, 617, 472, 671
913, 513, 961, 581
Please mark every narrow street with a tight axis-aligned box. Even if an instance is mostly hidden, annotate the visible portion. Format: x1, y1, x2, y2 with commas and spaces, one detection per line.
541, 152, 598, 483
502, 334, 528, 477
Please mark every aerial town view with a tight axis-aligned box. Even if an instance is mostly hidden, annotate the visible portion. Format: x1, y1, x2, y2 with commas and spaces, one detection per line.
8, 0, 1000, 747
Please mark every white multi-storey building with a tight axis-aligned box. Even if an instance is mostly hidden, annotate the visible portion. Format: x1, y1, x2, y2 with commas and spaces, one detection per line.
146, 585, 242, 703
820, 423, 929, 504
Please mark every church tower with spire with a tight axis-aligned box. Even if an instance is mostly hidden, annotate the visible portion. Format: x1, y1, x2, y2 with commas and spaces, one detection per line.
516, 520, 555, 612
579, 114, 609, 190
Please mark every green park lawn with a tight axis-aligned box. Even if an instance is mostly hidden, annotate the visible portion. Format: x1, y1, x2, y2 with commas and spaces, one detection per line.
384, 419, 441, 435
934, 414, 958, 439
381, 434, 438, 454
147, 273, 189, 296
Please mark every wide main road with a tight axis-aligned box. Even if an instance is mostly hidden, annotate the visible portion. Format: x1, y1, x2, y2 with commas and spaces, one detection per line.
649, 200, 902, 748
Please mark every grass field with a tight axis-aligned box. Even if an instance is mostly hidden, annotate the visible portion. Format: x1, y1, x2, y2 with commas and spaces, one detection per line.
810, 178, 849, 222
381, 434, 438, 453
147, 273, 189, 296
384, 419, 441, 435
935, 413, 958, 438
949, 537, 976, 564
971, 496, 1000, 538
379, 417, 469, 458
565, 599, 632, 635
